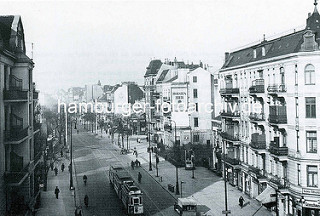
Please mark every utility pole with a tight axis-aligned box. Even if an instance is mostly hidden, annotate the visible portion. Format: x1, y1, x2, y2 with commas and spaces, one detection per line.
223, 139, 229, 216
148, 122, 152, 171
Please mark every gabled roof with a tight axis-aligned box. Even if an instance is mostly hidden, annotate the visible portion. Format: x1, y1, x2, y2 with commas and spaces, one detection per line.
165, 75, 178, 83
144, 60, 162, 77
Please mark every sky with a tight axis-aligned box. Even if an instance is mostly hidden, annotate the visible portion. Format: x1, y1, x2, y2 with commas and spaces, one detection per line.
0, 0, 315, 94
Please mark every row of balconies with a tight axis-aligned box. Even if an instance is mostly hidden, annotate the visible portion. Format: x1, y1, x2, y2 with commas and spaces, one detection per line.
220, 79, 287, 96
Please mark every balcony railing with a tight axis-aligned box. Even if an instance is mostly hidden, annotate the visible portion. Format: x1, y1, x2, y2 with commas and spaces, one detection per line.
33, 91, 39, 99
9, 75, 23, 90
249, 112, 264, 121
248, 165, 262, 176
222, 154, 240, 165
268, 141, 288, 156
5, 163, 30, 185
267, 84, 286, 93
221, 111, 240, 117
219, 88, 239, 94
220, 131, 240, 141
3, 89, 28, 101
269, 106, 287, 124
164, 124, 172, 131
4, 127, 29, 142
34, 122, 41, 131
250, 133, 266, 149
249, 79, 265, 93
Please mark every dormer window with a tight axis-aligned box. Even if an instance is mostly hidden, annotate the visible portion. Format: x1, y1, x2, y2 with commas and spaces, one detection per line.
301, 30, 319, 51
253, 49, 257, 58
262, 47, 266, 56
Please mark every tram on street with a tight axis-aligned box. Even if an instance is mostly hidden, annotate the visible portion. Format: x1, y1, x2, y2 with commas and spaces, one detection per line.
109, 165, 144, 215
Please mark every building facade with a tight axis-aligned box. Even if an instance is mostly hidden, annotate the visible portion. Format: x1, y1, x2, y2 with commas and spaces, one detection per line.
218, 3, 320, 216
0, 16, 41, 215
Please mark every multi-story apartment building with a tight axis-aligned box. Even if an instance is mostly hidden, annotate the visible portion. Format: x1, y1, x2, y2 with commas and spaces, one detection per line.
218, 2, 320, 216
0, 16, 41, 215
146, 59, 215, 149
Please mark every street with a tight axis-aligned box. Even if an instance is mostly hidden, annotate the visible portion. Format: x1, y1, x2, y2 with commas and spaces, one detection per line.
72, 128, 177, 216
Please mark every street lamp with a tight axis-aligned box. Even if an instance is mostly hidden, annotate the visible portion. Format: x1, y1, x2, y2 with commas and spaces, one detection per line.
69, 118, 77, 190
169, 119, 180, 195
148, 122, 152, 171
180, 181, 185, 198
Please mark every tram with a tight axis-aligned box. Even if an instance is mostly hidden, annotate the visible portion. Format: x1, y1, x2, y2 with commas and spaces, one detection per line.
109, 165, 144, 215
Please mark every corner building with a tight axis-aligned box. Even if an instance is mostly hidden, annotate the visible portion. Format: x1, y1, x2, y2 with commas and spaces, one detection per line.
0, 16, 41, 215
219, 3, 320, 216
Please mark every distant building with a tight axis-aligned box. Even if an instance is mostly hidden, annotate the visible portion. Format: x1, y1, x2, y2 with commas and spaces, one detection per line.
218, 2, 320, 216
0, 15, 42, 215
85, 80, 104, 102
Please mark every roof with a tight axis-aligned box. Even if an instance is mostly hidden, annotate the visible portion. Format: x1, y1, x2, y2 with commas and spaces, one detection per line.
144, 59, 162, 77
156, 69, 169, 83
222, 5, 320, 70
165, 75, 178, 83
178, 197, 197, 206
222, 30, 305, 69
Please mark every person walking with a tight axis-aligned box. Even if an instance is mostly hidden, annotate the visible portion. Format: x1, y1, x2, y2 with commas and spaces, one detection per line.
60, 149, 63, 157
239, 196, 244, 208
83, 175, 87, 186
50, 162, 54, 171
55, 186, 60, 199
84, 195, 89, 208
138, 172, 142, 183
61, 163, 65, 172
54, 167, 58, 176
131, 161, 135, 170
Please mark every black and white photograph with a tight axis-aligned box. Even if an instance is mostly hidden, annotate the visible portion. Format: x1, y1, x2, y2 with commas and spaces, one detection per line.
0, 0, 319, 215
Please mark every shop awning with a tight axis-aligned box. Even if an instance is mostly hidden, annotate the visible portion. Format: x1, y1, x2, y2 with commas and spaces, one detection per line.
256, 187, 276, 204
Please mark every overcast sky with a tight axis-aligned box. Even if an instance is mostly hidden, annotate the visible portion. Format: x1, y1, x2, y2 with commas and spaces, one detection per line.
0, 0, 315, 93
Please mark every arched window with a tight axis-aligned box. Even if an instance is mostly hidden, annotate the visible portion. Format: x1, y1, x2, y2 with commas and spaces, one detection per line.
305, 64, 315, 85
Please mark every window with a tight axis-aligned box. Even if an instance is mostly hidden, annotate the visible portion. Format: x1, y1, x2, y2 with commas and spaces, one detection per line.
193, 89, 198, 98
262, 47, 266, 56
307, 165, 318, 187
193, 134, 199, 142
195, 103, 198, 112
297, 164, 301, 186
295, 97, 299, 118
194, 117, 198, 127
306, 131, 317, 153
306, 97, 316, 118
305, 64, 315, 85
295, 64, 298, 86
193, 76, 197, 83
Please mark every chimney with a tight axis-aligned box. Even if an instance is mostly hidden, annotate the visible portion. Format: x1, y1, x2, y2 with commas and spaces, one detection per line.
200, 61, 203, 68
224, 52, 230, 63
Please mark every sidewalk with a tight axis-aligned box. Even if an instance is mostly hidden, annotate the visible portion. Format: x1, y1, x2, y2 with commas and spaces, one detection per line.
36, 156, 76, 216
100, 130, 271, 216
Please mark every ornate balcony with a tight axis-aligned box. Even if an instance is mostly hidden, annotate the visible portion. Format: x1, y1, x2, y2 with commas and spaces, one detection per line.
267, 84, 286, 94
219, 88, 239, 95
3, 75, 29, 102
269, 106, 287, 124
249, 79, 265, 94
220, 111, 240, 118
220, 131, 240, 141
222, 154, 240, 165
5, 163, 30, 186
4, 127, 29, 143
249, 112, 265, 121
268, 141, 288, 156
250, 133, 266, 150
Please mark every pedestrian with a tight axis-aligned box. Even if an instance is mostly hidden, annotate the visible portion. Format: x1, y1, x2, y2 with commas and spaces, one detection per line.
54, 167, 58, 176
84, 195, 89, 208
60, 149, 63, 157
50, 162, 54, 171
131, 161, 135, 170
138, 172, 142, 183
54, 186, 60, 199
61, 163, 65, 172
239, 196, 244, 208
83, 175, 87, 185
136, 138, 138, 143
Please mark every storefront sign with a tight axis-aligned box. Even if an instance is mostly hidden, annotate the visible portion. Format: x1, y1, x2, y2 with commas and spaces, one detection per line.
302, 188, 320, 196
303, 201, 320, 209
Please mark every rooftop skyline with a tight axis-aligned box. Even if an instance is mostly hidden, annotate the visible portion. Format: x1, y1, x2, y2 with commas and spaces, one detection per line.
0, 0, 315, 93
